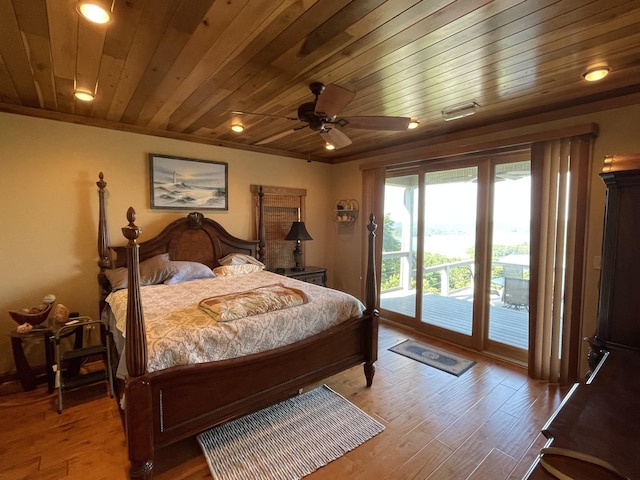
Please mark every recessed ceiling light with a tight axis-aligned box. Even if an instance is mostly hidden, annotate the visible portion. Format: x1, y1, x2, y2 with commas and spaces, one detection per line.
583, 66, 610, 82
408, 119, 420, 129
324, 142, 336, 151
76, 1, 113, 24
231, 123, 244, 133
74, 90, 95, 102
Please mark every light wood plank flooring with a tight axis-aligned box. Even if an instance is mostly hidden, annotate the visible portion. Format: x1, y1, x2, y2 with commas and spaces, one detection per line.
0, 322, 565, 479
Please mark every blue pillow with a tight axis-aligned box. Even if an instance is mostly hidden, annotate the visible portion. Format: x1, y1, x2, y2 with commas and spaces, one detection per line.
105, 253, 174, 290
164, 261, 215, 285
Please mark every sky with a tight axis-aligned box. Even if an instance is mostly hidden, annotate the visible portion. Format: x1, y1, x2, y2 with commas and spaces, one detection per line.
385, 176, 531, 257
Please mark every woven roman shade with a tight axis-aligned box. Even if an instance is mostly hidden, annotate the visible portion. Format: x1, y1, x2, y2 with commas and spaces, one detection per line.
251, 185, 307, 271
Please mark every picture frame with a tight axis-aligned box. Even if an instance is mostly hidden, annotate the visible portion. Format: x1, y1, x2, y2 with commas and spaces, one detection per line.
149, 154, 228, 211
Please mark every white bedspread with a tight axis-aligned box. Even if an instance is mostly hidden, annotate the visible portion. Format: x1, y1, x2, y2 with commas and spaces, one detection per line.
105, 271, 364, 373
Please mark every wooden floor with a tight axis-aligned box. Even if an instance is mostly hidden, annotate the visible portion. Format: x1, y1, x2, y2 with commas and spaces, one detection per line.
0, 322, 565, 480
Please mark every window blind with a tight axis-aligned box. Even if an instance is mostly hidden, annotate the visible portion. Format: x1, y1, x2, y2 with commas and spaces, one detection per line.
251, 185, 307, 271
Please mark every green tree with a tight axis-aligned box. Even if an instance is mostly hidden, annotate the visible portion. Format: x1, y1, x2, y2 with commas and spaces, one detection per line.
382, 213, 401, 251
381, 214, 402, 290
422, 252, 472, 293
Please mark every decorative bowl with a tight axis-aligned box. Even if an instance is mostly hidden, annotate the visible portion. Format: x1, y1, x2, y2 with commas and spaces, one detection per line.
9, 302, 53, 326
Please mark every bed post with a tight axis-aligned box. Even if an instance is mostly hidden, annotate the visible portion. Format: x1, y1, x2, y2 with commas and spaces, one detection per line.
122, 207, 147, 377
97, 172, 111, 312
121, 207, 154, 480
257, 185, 266, 261
364, 214, 379, 386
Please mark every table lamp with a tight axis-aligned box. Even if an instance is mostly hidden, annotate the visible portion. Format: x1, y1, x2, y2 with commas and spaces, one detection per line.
284, 220, 313, 271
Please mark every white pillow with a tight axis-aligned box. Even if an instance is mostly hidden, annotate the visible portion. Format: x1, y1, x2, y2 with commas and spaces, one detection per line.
213, 264, 264, 276
218, 253, 265, 267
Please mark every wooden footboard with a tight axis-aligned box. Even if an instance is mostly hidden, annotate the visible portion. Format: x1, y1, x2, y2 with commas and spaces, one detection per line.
97, 173, 379, 479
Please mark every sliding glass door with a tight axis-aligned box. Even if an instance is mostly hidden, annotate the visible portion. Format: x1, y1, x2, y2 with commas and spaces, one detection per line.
380, 155, 531, 361
488, 161, 531, 358
421, 167, 477, 339
381, 175, 418, 319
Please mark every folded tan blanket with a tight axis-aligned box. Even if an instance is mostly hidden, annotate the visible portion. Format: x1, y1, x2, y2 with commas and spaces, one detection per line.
199, 283, 308, 322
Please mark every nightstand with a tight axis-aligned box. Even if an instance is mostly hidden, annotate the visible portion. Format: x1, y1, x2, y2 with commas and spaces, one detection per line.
9, 325, 55, 392
283, 266, 327, 286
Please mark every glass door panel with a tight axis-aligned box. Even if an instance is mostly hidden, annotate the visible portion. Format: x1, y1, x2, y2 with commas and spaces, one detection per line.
421, 167, 477, 336
380, 157, 531, 363
380, 175, 418, 319
488, 161, 531, 350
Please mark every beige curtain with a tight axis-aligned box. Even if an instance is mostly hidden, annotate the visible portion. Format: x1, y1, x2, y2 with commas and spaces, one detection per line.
529, 135, 593, 384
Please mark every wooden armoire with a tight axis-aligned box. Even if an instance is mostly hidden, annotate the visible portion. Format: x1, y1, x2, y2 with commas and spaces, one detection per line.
525, 154, 640, 479
592, 154, 640, 354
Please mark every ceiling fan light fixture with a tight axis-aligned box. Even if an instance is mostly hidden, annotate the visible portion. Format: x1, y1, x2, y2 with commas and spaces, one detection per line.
231, 123, 244, 133
324, 142, 336, 151
76, 1, 113, 24
442, 102, 479, 121
74, 90, 95, 102
408, 119, 420, 129
583, 65, 610, 82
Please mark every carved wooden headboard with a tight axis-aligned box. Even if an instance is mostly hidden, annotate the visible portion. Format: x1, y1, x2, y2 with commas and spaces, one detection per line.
110, 212, 259, 269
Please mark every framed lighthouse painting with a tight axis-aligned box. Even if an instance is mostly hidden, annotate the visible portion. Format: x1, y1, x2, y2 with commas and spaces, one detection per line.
149, 153, 228, 211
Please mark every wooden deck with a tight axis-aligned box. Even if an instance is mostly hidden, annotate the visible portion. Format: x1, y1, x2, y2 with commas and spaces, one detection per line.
381, 291, 529, 349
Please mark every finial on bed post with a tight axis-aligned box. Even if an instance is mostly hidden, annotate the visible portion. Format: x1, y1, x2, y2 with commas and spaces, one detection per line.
122, 207, 147, 378
364, 214, 379, 387
257, 186, 266, 261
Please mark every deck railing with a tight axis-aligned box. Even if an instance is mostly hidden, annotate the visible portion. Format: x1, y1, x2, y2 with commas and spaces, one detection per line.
381, 250, 528, 297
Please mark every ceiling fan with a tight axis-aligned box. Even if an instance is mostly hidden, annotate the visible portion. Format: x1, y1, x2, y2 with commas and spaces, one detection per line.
232, 82, 417, 150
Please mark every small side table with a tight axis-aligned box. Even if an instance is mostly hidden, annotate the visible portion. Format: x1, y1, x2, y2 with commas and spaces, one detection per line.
9, 326, 54, 392
283, 266, 327, 287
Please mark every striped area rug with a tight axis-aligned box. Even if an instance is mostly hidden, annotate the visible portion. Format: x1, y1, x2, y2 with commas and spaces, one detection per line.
197, 385, 384, 480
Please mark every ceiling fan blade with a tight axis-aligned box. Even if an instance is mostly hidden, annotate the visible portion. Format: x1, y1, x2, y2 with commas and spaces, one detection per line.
320, 127, 352, 149
255, 129, 297, 145
314, 84, 355, 118
255, 125, 307, 145
339, 116, 412, 131
231, 110, 297, 121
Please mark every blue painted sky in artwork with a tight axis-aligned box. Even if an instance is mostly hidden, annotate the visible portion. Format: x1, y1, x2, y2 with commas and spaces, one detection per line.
152, 156, 225, 188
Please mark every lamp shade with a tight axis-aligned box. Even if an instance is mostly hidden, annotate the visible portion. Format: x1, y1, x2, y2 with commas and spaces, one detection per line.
285, 221, 313, 241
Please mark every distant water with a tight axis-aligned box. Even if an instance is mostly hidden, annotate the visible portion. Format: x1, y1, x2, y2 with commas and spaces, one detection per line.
153, 182, 225, 208
424, 231, 529, 258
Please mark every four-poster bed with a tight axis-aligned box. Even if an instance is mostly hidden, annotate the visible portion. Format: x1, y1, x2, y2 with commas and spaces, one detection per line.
95, 173, 379, 479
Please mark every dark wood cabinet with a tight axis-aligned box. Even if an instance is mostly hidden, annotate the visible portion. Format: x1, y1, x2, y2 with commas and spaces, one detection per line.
9, 326, 54, 392
525, 349, 640, 480
283, 266, 326, 287
594, 155, 640, 352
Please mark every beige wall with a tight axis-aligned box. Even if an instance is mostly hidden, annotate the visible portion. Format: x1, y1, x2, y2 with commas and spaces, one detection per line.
0, 113, 334, 375
330, 103, 640, 376
2, 103, 640, 377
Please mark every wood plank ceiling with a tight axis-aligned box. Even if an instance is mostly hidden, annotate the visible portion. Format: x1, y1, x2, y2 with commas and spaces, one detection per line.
1, 0, 640, 163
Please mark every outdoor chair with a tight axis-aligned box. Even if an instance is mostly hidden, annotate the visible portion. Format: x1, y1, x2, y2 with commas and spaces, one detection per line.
503, 277, 529, 310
